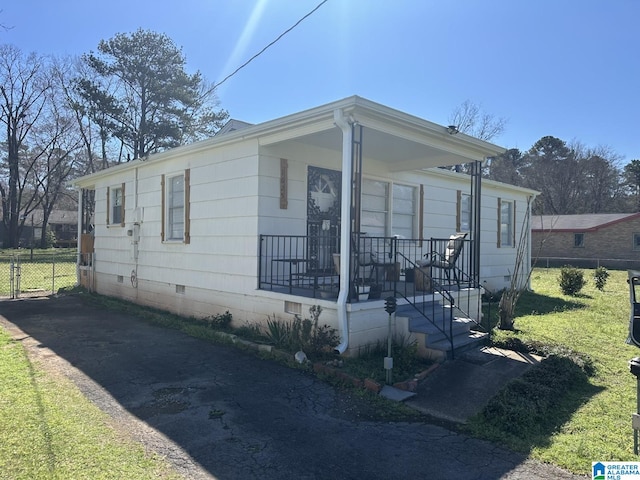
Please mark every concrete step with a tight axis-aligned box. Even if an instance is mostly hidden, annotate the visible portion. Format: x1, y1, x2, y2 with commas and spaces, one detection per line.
399, 300, 486, 360
427, 330, 488, 351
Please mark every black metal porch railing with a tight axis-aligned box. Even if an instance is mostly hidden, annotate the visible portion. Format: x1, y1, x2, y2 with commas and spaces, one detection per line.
258, 234, 341, 299
259, 233, 484, 356
258, 234, 475, 300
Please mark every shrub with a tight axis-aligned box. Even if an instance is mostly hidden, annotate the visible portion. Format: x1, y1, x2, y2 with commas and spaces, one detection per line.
265, 316, 291, 347
593, 266, 609, 291
206, 310, 232, 330
265, 306, 339, 359
558, 265, 586, 296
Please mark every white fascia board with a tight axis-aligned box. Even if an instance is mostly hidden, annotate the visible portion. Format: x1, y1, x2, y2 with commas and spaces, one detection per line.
71, 95, 507, 187
355, 110, 504, 161
424, 167, 539, 197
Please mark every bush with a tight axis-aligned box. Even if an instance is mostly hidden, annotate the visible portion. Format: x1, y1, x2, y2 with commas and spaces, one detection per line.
593, 266, 609, 291
264, 306, 339, 358
205, 311, 232, 330
558, 265, 586, 296
44, 229, 56, 248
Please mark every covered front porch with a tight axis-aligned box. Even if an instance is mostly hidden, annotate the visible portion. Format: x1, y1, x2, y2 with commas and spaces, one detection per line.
255, 97, 503, 357
258, 232, 483, 359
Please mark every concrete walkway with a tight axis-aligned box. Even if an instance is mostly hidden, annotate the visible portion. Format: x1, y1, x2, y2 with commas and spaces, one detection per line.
406, 347, 542, 424
0, 295, 584, 480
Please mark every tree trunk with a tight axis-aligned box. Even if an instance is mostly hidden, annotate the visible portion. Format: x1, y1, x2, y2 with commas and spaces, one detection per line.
498, 290, 516, 331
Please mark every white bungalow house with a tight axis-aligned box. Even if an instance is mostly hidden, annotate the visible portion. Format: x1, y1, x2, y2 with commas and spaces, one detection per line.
72, 96, 537, 359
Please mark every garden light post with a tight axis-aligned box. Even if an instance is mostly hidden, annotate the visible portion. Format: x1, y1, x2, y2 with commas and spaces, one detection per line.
384, 296, 396, 385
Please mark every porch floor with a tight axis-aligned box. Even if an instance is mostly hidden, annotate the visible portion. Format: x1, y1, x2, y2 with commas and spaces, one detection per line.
259, 278, 466, 302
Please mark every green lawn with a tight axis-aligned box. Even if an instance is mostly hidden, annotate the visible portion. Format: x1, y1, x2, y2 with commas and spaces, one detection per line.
473, 267, 640, 474
0, 329, 181, 479
0, 250, 77, 296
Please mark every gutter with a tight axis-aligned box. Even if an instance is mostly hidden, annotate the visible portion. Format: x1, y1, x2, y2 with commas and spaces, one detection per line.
333, 108, 353, 355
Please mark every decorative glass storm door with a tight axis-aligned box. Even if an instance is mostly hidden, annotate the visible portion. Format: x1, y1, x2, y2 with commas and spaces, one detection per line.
307, 167, 341, 272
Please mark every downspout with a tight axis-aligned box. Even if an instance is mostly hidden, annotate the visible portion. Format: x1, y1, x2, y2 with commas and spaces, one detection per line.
334, 108, 353, 355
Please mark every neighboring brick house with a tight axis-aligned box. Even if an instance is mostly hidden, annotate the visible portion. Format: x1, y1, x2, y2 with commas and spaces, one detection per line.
531, 213, 640, 269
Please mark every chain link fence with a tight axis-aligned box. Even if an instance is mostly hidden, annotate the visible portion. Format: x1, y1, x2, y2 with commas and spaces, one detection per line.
0, 250, 77, 299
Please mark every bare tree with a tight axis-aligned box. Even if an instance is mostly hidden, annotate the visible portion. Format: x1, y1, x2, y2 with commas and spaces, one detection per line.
448, 100, 507, 142
0, 45, 52, 247
29, 92, 83, 246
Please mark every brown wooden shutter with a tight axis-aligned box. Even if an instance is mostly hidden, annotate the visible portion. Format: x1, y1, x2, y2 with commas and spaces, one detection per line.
160, 175, 165, 241
184, 169, 191, 244
120, 182, 126, 226
497, 197, 501, 248
280, 158, 288, 209
456, 190, 462, 232
106, 187, 110, 225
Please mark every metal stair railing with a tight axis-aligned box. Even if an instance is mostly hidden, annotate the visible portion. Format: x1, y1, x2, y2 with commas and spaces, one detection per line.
393, 241, 456, 355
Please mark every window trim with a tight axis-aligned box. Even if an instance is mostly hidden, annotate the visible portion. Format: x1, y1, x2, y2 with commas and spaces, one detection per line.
161, 169, 190, 244
391, 182, 418, 239
106, 183, 125, 227
497, 198, 515, 248
360, 178, 422, 239
456, 190, 471, 232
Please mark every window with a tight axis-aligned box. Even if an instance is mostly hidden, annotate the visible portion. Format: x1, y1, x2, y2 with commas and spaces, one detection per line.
498, 198, 515, 247
361, 179, 388, 237
392, 184, 416, 239
457, 191, 471, 232
634, 233, 640, 251
360, 180, 418, 238
574, 233, 585, 248
168, 175, 184, 239
107, 183, 125, 226
162, 170, 191, 243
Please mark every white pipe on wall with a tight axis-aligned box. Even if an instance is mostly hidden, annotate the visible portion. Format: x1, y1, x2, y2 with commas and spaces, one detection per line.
333, 108, 353, 355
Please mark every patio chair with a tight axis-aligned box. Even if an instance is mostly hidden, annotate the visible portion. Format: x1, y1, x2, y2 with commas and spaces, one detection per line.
418, 232, 468, 286
355, 234, 396, 285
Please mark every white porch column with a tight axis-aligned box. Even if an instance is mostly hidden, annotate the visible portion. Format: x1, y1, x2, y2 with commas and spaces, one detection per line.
76, 188, 83, 285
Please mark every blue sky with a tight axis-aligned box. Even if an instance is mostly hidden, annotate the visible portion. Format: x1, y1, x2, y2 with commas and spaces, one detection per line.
3, 0, 639, 163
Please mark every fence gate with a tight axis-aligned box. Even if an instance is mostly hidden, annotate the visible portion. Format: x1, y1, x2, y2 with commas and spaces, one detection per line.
9, 255, 20, 298
1, 252, 78, 299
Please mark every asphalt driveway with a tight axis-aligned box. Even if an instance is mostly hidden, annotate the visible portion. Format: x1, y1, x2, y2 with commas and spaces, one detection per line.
0, 294, 584, 480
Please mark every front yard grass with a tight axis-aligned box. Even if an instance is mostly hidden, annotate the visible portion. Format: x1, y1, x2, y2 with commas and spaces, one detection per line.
0, 328, 180, 479
470, 267, 639, 474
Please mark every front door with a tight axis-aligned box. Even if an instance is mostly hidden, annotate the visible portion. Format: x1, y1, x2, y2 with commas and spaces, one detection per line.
307, 166, 341, 272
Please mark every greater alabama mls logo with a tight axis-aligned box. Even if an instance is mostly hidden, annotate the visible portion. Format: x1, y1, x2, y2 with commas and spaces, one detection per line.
593, 462, 640, 479
593, 462, 605, 480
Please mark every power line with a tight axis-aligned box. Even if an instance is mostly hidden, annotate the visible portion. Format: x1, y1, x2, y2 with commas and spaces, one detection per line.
215, 0, 328, 89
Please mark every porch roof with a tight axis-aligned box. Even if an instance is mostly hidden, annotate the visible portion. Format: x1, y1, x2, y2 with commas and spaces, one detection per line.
72, 95, 506, 188
257, 96, 506, 171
